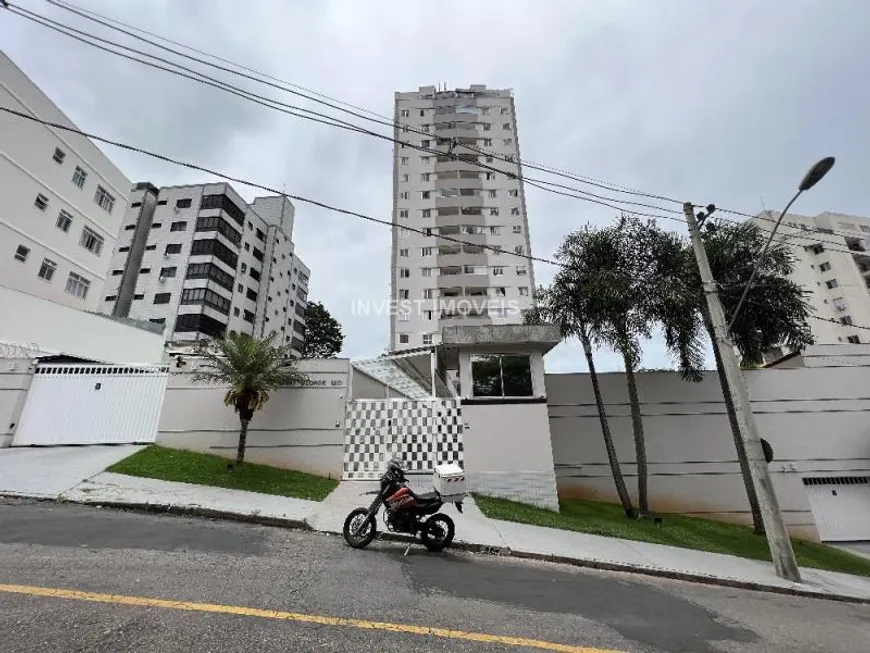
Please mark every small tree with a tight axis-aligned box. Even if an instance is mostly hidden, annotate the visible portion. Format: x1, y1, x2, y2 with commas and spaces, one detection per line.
193, 331, 308, 466
298, 301, 344, 358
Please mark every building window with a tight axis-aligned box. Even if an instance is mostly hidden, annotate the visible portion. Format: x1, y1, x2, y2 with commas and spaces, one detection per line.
133, 294, 144, 300
421, 209, 431, 218
423, 310, 433, 320
111, 269, 123, 276
421, 140, 430, 148
165, 243, 182, 254
174, 313, 227, 339
140, 268, 152, 274
493, 266, 504, 276
489, 226, 501, 235
79, 227, 104, 256
504, 138, 513, 145
119, 246, 131, 252
243, 310, 255, 323
399, 311, 409, 322
399, 289, 409, 299
400, 109, 409, 118
34, 194, 49, 211
150, 318, 166, 325
422, 191, 431, 199
400, 174, 409, 182
247, 288, 258, 301
252, 247, 264, 261
233, 307, 240, 317
151, 223, 163, 229
72, 166, 87, 188
511, 208, 520, 216
399, 268, 410, 278
471, 354, 533, 398
847, 335, 861, 344
144, 245, 155, 251
124, 224, 136, 231
14, 245, 30, 262
518, 287, 529, 296
52, 147, 65, 164
55, 210, 72, 232
256, 228, 265, 242
422, 333, 433, 345
176, 198, 192, 208
825, 279, 839, 289
819, 262, 832, 272
170, 221, 187, 232
94, 185, 115, 213
399, 210, 408, 219
516, 266, 528, 276
400, 157, 409, 165
840, 315, 854, 325
64, 272, 90, 299
250, 268, 261, 281
509, 189, 518, 198
483, 138, 493, 147
514, 245, 524, 255
421, 247, 433, 256
488, 190, 497, 198
180, 287, 232, 315
105, 295, 117, 302
422, 268, 432, 277
199, 194, 246, 225
513, 225, 522, 234
160, 266, 177, 278
153, 293, 171, 304
423, 288, 434, 299
399, 334, 409, 344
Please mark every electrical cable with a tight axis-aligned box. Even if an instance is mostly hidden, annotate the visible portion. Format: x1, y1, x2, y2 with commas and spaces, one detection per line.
11, 2, 863, 252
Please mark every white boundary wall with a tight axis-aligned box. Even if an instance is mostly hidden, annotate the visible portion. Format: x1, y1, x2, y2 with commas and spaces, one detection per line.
547, 366, 870, 540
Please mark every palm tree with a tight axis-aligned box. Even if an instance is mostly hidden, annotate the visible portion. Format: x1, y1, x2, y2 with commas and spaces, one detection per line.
666, 220, 813, 533
193, 331, 309, 466
527, 257, 635, 517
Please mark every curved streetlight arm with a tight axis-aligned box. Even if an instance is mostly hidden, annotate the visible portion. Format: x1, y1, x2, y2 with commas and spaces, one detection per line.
726, 189, 802, 333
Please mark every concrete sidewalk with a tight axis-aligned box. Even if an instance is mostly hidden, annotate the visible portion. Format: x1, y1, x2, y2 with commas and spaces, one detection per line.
5, 469, 870, 604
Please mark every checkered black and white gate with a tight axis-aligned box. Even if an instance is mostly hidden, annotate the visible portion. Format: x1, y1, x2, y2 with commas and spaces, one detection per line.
342, 398, 464, 480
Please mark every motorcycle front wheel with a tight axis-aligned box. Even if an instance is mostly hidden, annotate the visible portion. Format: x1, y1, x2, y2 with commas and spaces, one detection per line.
343, 508, 377, 549
421, 513, 455, 552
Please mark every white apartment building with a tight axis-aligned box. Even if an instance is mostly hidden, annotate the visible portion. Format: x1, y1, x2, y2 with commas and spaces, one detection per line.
752, 211, 870, 358
0, 50, 130, 311
100, 182, 309, 355
390, 85, 536, 351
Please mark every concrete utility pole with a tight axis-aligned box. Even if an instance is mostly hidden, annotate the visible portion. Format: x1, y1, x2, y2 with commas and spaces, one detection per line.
682, 201, 801, 583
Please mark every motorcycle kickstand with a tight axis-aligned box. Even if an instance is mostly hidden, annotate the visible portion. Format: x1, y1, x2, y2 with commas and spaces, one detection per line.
403, 541, 413, 556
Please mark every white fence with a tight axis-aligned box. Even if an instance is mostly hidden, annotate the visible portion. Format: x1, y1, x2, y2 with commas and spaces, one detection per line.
12, 363, 169, 446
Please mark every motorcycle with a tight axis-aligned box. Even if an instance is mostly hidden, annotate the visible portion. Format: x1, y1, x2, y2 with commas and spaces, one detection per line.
342, 457, 465, 553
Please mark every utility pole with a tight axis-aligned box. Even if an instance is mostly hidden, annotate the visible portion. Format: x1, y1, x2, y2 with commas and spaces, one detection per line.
683, 201, 801, 583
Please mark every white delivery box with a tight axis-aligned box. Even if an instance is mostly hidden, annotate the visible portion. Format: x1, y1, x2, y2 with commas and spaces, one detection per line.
433, 463, 466, 500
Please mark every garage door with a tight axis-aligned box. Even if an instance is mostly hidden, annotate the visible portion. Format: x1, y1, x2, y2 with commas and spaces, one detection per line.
12, 363, 169, 446
803, 476, 870, 541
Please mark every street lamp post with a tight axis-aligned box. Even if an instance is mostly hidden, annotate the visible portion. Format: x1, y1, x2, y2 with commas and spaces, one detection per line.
682, 156, 835, 582
727, 157, 835, 331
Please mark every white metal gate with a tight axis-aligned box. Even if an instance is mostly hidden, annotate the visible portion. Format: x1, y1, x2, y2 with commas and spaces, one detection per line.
342, 398, 464, 480
803, 476, 870, 541
12, 363, 169, 446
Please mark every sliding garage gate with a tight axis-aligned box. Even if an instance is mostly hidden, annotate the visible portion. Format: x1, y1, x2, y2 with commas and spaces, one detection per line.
12, 363, 169, 446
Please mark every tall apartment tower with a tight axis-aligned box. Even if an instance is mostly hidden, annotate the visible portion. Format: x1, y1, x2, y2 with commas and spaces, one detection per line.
390, 85, 536, 351
751, 211, 870, 360
100, 182, 309, 356
0, 50, 130, 311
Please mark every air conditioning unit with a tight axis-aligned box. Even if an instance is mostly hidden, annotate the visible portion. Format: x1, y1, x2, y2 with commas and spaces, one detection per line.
173, 206, 181, 214
158, 276, 166, 284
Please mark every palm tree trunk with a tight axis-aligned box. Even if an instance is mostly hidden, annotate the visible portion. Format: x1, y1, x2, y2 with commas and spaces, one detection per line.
622, 353, 649, 516
580, 329, 634, 517
237, 417, 250, 466
703, 312, 765, 534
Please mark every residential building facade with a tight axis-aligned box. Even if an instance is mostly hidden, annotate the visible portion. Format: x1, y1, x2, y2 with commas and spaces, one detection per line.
0, 50, 130, 311
100, 182, 309, 356
752, 211, 870, 360
390, 85, 536, 351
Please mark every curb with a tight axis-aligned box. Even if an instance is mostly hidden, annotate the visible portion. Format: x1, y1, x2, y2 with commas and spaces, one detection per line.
4, 494, 868, 605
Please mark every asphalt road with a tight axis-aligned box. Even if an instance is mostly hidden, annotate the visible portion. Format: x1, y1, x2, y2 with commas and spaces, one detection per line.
0, 499, 868, 653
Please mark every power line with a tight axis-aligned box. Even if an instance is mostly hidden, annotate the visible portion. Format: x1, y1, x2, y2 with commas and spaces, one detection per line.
13, 2, 858, 252
41, 0, 688, 206
0, 105, 563, 269
6, 3, 688, 224
32, 0, 854, 240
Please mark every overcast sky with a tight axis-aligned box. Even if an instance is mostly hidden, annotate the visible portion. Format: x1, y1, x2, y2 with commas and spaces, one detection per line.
3, 0, 868, 372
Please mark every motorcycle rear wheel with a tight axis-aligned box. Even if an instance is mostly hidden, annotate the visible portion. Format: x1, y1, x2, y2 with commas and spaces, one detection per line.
421, 513, 455, 552
343, 508, 377, 549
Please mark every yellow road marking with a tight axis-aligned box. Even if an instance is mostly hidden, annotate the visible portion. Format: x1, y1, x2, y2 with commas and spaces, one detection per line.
0, 582, 623, 653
